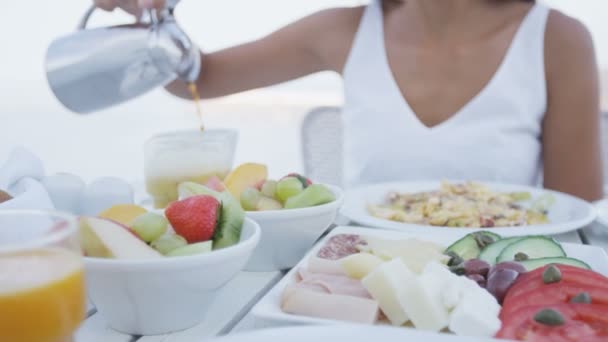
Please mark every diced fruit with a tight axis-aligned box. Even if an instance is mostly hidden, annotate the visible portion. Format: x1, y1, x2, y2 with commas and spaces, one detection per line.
223, 163, 268, 201
79, 217, 162, 259
362, 258, 414, 326
0, 189, 12, 203
150, 234, 188, 255
204, 176, 226, 192
131, 212, 168, 243
282, 173, 312, 188
165, 195, 220, 243
214, 191, 245, 249
260, 180, 278, 198
167, 241, 213, 257
98, 204, 147, 226
496, 237, 565, 263
176, 182, 244, 250
276, 177, 304, 203
284, 184, 335, 209
240, 187, 262, 211
257, 196, 283, 211
444, 231, 502, 261
341, 253, 384, 279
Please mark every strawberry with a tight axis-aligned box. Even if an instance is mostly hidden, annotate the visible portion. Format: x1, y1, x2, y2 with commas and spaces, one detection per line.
282, 173, 313, 188
165, 195, 221, 243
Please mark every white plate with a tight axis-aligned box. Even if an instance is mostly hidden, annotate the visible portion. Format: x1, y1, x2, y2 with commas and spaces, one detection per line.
251, 226, 608, 338
210, 325, 497, 342
341, 181, 596, 237
594, 199, 608, 228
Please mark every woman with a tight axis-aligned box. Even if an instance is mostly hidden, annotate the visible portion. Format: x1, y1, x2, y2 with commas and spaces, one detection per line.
96, 0, 603, 201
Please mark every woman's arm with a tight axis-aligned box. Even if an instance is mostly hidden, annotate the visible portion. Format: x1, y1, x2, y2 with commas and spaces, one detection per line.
167, 8, 361, 99
542, 11, 604, 201
94, 0, 361, 99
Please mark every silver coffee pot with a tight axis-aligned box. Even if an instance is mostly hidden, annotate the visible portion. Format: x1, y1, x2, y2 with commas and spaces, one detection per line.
45, 0, 200, 114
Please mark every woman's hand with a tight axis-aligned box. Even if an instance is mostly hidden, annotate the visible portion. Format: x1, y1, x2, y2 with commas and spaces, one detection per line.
93, 0, 165, 16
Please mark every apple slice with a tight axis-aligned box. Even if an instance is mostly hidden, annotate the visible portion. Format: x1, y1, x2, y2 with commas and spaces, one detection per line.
223, 163, 268, 201
79, 217, 162, 259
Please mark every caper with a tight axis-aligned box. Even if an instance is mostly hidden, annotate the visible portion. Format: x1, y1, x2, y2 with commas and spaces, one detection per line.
449, 264, 466, 275
445, 251, 464, 267
534, 308, 565, 326
542, 265, 562, 284
514, 252, 529, 262
570, 292, 592, 304
474, 234, 495, 249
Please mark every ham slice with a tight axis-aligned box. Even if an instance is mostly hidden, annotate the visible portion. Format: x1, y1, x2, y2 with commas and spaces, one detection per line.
281, 286, 380, 324
297, 269, 371, 298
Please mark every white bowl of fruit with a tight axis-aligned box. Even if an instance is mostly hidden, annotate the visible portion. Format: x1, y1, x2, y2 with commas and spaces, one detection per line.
180, 163, 343, 271
79, 189, 260, 335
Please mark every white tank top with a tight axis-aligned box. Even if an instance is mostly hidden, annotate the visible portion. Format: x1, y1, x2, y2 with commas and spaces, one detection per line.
342, 0, 550, 188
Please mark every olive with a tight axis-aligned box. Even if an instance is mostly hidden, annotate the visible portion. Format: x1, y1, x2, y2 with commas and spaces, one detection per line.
463, 259, 491, 277
486, 268, 519, 303
492, 261, 527, 275
466, 274, 486, 288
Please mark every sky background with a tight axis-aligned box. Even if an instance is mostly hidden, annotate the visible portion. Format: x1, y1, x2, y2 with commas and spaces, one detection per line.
0, 0, 607, 183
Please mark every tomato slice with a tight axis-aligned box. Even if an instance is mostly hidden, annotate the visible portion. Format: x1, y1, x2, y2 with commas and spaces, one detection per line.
497, 303, 608, 341
501, 282, 608, 318
504, 265, 608, 304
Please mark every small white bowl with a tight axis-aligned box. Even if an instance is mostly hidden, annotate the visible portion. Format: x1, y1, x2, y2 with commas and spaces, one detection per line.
84, 218, 261, 335
244, 185, 343, 271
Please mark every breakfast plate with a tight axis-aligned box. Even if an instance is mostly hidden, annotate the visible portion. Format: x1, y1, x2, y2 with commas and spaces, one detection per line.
594, 199, 608, 228
209, 325, 499, 342
340, 181, 596, 237
251, 226, 608, 340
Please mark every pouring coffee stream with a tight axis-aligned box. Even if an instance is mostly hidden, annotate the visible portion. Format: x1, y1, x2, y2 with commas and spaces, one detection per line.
45, 0, 203, 123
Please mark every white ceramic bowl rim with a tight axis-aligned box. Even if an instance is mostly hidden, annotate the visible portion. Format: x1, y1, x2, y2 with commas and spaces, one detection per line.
85, 217, 261, 271
245, 185, 343, 220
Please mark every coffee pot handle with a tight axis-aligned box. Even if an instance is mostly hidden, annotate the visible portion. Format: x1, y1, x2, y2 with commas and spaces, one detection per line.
78, 5, 96, 30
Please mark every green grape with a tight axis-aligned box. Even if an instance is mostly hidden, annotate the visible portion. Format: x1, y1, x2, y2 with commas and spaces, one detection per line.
240, 187, 261, 211
261, 180, 278, 199
276, 177, 304, 203
131, 212, 169, 242
150, 234, 187, 255
257, 196, 283, 211
167, 241, 213, 257
284, 184, 336, 209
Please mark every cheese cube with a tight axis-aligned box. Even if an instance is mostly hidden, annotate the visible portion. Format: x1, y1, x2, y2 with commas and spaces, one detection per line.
361, 258, 415, 326
449, 291, 501, 337
399, 269, 450, 332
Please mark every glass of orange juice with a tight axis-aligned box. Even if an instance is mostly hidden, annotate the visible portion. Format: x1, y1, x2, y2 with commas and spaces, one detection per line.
0, 210, 85, 342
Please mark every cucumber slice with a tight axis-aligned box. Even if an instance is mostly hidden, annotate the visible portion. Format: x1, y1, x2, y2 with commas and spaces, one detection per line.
478, 237, 524, 265
445, 231, 502, 260
519, 257, 591, 271
496, 236, 565, 263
